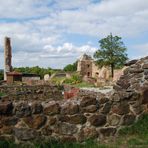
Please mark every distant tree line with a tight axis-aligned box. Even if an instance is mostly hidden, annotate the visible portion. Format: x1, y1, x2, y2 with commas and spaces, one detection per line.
14, 66, 55, 78
63, 61, 77, 72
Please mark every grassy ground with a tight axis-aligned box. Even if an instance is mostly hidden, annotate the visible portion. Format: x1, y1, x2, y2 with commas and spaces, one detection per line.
72, 82, 95, 88
0, 114, 147, 148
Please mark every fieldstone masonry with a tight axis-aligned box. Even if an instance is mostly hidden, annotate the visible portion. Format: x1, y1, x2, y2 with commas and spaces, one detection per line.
0, 56, 147, 143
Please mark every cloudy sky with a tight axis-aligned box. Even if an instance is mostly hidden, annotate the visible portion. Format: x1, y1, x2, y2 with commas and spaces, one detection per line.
0, 0, 148, 69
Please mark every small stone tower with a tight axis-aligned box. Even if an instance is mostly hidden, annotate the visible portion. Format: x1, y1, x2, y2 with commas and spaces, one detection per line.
4, 37, 12, 80
77, 54, 93, 77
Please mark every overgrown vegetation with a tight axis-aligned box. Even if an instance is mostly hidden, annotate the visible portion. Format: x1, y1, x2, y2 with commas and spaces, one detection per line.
64, 74, 82, 84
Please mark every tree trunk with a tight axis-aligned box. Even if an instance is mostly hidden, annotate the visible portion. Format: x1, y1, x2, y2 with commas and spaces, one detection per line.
111, 63, 114, 78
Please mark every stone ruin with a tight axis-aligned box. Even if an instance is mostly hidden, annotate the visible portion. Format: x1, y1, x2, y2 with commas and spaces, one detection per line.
0, 56, 147, 143
4, 37, 12, 81
77, 54, 125, 85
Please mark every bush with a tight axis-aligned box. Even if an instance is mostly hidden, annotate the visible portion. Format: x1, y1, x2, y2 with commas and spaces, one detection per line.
64, 74, 82, 84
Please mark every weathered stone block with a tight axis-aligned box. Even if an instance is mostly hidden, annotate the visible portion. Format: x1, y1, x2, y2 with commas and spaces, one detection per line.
100, 127, 116, 137
78, 127, 98, 142
89, 114, 106, 126
0, 117, 18, 126
41, 125, 52, 136
129, 69, 144, 73
142, 64, 148, 69
81, 105, 97, 113
61, 103, 79, 115
142, 89, 148, 104
80, 96, 97, 107
101, 102, 111, 114
48, 116, 57, 125
15, 103, 31, 117
23, 115, 46, 129
112, 102, 129, 115
108, 114, 121, 126
98, 97, 109, 104
0, 101, 13, 115
31, 102, 43, 114
68, 114, 87, 124
14, 128, 38, 141
116, 79, 130, 89
55, 122, 78, 135
130, 102, 142, 115
44, 102, 60, 115
59, 114, 87, 124
121, 114, 135, 125
0, 126, 13, 135
60, 136, 76, 143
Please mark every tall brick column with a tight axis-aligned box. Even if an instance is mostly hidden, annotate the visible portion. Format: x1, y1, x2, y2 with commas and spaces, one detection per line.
4, 37, 12, 80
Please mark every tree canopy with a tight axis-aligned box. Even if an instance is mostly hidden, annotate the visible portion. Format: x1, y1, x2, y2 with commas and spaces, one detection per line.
94, 33, 128, 77
63, 61, 77, 72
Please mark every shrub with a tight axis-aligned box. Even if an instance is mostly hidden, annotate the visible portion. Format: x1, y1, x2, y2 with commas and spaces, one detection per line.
64, 74, 82, 84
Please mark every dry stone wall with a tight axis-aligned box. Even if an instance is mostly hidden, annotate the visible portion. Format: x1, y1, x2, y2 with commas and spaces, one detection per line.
0, 56, 147, 143
0, 85, 64, 102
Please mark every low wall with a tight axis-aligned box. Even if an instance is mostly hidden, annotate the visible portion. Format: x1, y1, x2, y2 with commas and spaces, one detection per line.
0, 88, 147, 143
0, 85, 64, 101
0, 56, 147, 143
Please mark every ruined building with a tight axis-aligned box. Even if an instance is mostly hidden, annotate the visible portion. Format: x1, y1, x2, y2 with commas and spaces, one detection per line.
77, 54, 126, 83
4, 37, 12, 80
77, 54, 110, 81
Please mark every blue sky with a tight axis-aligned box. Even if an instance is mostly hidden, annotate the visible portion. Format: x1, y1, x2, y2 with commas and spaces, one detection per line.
0, 0, 148, 69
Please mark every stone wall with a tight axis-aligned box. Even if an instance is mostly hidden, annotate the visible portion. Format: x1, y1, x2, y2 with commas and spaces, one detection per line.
0, 88, 147, 143
0, 85, 64, 102
0, 56, 147, 143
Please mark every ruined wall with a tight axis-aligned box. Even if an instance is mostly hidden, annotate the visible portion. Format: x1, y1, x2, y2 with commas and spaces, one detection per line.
0, 88, 147, 143
0, 85, 64, 102
0, 56, 147, 143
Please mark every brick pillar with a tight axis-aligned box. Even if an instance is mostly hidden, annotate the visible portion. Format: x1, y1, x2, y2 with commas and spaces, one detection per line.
4, 37, 12, 80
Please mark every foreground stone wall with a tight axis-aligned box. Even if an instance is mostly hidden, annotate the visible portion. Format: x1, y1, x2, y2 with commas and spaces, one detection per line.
0, 89, 147, 143
0, 56, 147, 143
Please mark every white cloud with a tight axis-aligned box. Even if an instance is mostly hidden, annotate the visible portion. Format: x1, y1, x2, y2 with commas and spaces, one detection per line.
0, 0, 51, 19
0, 0, 148, 68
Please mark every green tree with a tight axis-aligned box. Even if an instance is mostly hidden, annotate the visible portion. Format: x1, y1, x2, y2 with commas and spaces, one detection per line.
63, 61, 77, 72
94, 33, 128, 78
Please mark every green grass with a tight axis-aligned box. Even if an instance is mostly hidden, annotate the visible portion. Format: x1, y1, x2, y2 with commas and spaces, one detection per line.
0, 114, 148, 148
72, 82, 95, 88
0, 139, 106, 148
119, 114, 148, 136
